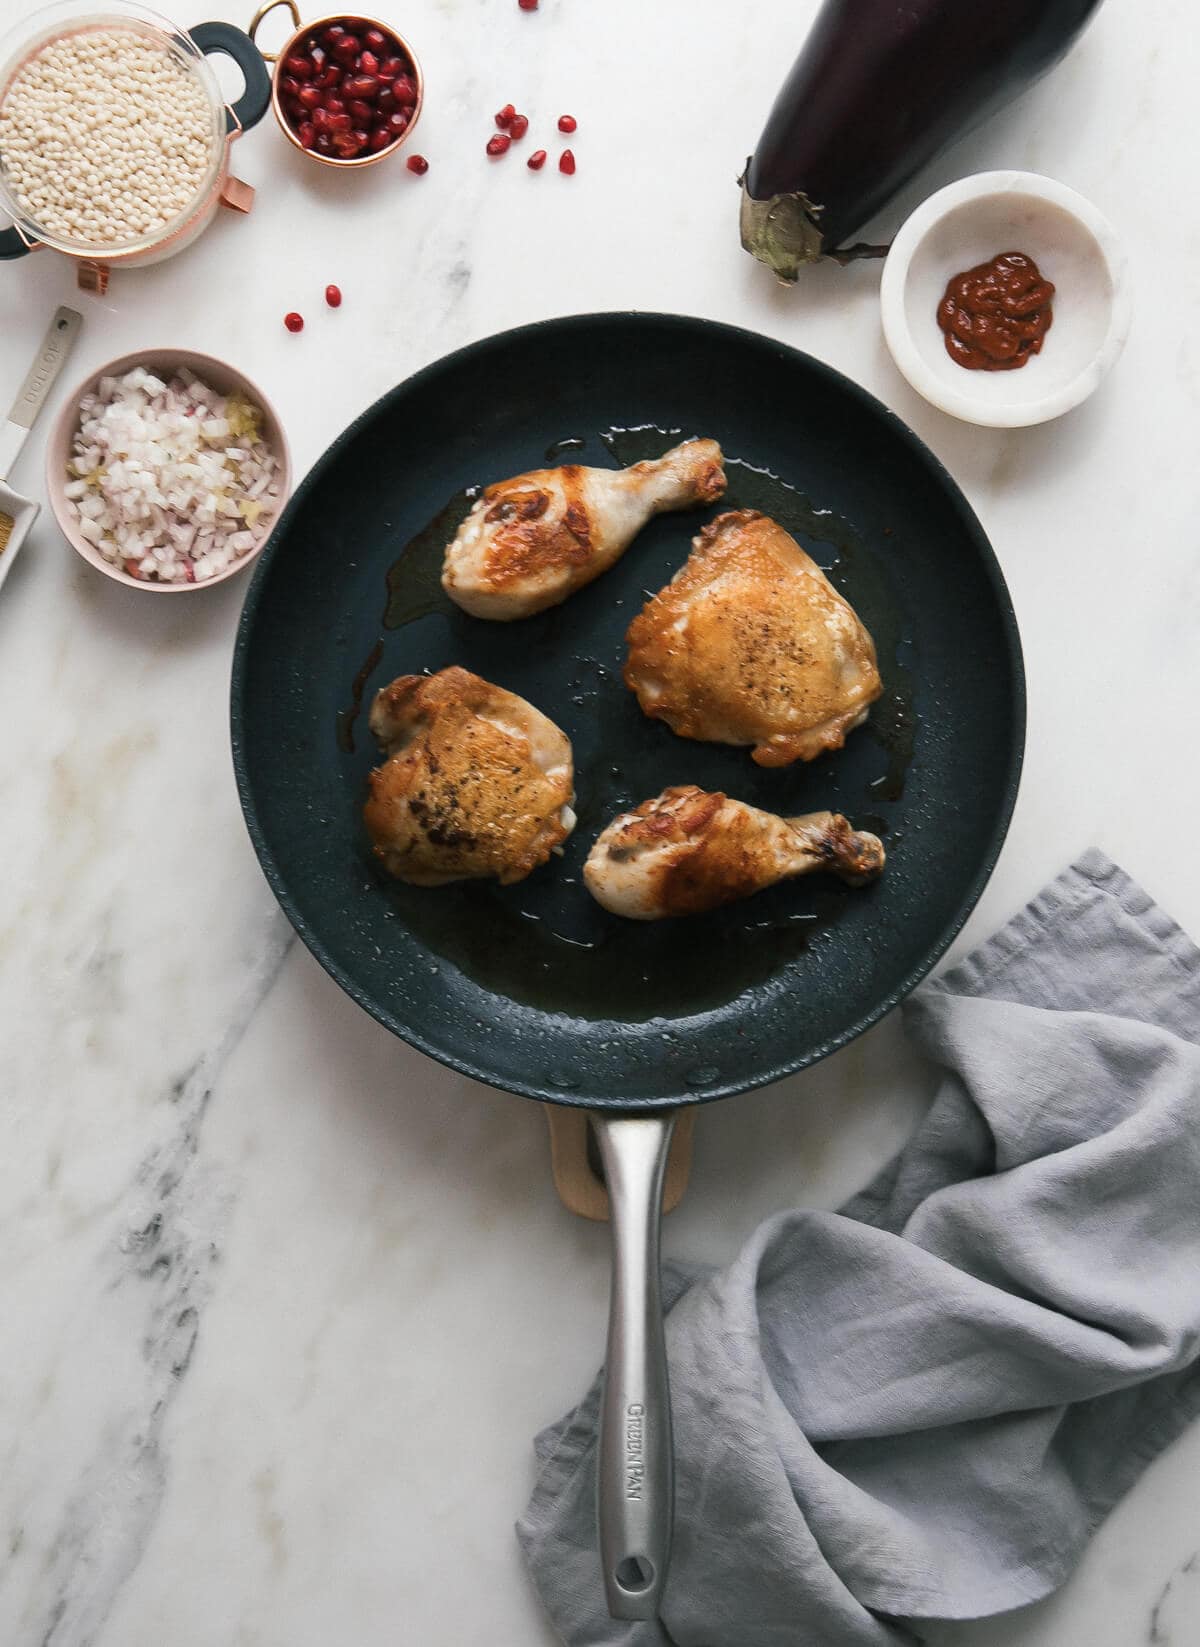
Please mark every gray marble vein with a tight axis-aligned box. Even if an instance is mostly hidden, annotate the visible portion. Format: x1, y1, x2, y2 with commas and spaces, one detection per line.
3, 924, 292, 1647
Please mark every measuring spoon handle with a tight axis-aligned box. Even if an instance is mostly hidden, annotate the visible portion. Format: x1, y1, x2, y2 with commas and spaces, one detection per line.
0, 306, 83, 482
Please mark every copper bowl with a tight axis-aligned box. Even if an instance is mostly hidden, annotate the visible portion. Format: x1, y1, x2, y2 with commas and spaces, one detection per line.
47, 349, 292, 593
248, 0, 423, 168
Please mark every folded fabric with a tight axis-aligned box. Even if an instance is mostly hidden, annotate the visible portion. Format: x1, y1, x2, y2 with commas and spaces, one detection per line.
518, 851, 1200, 1646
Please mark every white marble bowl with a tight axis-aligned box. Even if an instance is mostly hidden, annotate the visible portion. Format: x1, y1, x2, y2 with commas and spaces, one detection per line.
46, 348, 291, 592
880, 171, 1131, 427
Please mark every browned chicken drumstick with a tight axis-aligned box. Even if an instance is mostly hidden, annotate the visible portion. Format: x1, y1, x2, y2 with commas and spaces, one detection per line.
624, 509, 882, 766
363, 667, 575, 886
441, 440, 726, 620
584, 785, 885, 920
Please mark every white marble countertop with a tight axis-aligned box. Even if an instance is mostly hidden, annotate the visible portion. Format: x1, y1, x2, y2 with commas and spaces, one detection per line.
2, 1, 1199, 1642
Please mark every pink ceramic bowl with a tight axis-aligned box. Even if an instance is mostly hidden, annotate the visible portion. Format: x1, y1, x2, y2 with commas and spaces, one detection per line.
47, 347, 291, 591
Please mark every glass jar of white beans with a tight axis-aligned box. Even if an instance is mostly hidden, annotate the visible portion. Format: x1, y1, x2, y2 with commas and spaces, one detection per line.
0, 1, 225, 257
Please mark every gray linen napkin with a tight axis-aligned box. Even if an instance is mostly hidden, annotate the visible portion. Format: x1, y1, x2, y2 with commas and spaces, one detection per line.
518, 851, 1200, 1645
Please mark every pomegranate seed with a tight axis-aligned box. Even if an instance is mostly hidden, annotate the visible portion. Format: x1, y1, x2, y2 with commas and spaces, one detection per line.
307, 41, 325, 66
348, 97, 374, 122
369, 127, 392, 151
298, 83, 321, 109
280, 74, 300, 98
317, 65, 340, 88
495, 103, 515, 128
359, 50, 380, 75
557, 114, 576, 133
509, 113, 529, 139
325, 283, 342, 307
331, 33, 358, 60
392, 74, 417, 106
345, 74, 379, 99
486, 133, 511, 156
323, 23, 346, 44
324, 95, 346, 114
519, 0, 539, 9
376, 87, 396, 113
385, 110, 409, 135
406, 152, 429, 174
284, 311, 304, 333
364, 27, 387, 50
312, 105, 332, 132
284, 54, 310, 78
330, 112, 352, 133
559, 147, 575, 174
527, 147, 546, 169
352, 126, 370, 145
314, 132, 333, 154
297, 119, 316, 148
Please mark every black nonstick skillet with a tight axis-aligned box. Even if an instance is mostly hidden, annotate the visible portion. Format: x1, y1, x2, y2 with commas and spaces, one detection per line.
231, 312, 1024, 1619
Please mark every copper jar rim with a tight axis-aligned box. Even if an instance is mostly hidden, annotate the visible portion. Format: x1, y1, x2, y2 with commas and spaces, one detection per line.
248, 1, 423, 168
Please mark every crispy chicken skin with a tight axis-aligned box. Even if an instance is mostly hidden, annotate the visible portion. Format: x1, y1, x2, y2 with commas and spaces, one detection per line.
441, 439, 726, 621
364, 667, 575, 886
624, 509, 882, 766
583, 785, 885, 920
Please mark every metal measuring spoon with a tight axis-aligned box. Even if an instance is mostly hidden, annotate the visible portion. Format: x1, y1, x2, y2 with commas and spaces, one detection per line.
0, 307, 83, 592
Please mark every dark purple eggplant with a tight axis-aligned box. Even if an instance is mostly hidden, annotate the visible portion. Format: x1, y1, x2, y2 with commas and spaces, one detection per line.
740, 0, 1105, 281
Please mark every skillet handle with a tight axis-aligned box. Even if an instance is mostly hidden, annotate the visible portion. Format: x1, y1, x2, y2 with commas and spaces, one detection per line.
594, 1113, 675, 1620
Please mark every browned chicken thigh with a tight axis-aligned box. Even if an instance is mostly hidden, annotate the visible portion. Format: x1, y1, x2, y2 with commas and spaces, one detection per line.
363, 667, 575, 886
441, 439, 726, 620
624, 510, 882, 766
584, 786, 885, 919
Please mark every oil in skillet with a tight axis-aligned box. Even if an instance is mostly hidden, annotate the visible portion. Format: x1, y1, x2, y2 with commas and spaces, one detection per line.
338, 426, 914, 1019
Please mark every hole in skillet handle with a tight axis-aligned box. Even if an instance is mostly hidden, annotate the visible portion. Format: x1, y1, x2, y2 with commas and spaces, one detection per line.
614, 1555, 656, 1594
188, 21, 273, 133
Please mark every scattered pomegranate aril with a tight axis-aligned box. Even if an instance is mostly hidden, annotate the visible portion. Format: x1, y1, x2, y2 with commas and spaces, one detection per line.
325, 283, 342, 307
557, 114, 577, 133
487, 132, 511, 156
284, 311, 304, 333
527, 148, 547, 169
406, 152, 429, 173
495, 103, 516, 128
559, 147, 576, 174
508, 113, 529, 140
518, 0, 539, 9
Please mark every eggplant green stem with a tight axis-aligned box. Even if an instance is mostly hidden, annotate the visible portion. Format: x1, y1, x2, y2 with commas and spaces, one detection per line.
738, 165, 892, 279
